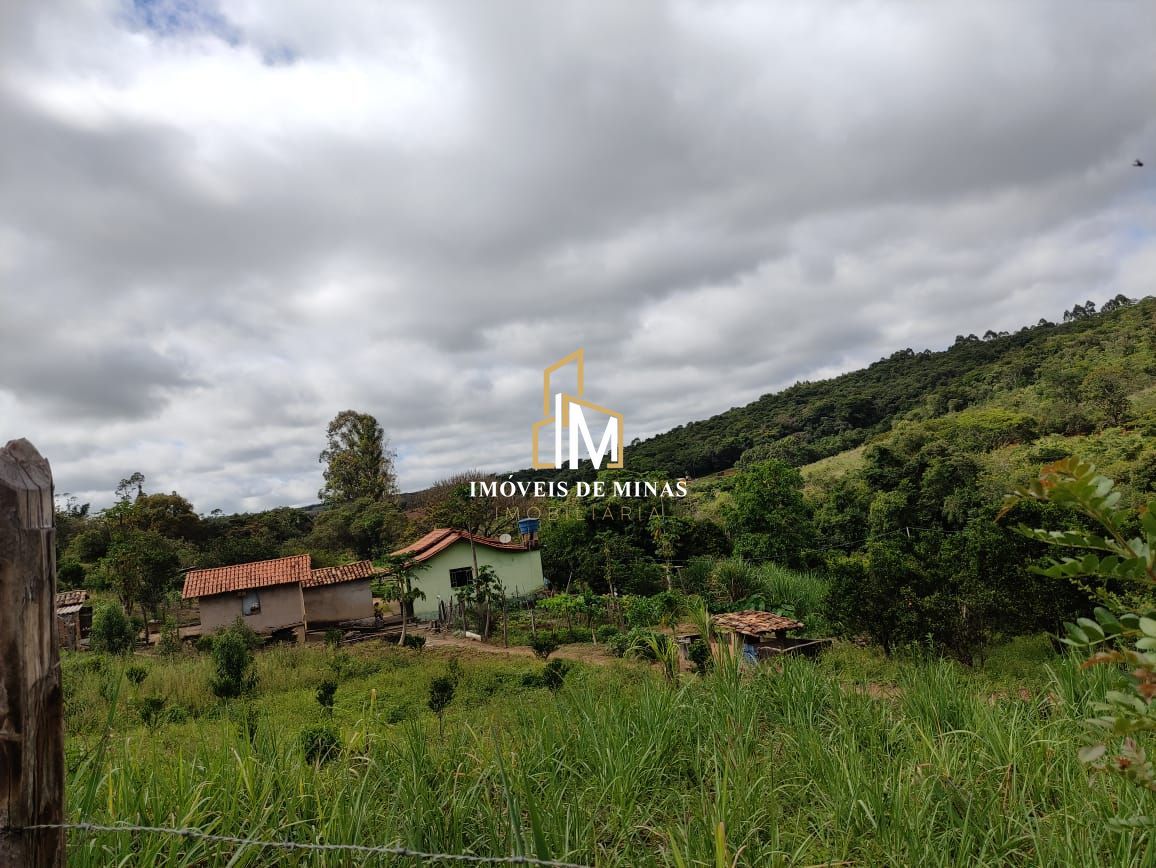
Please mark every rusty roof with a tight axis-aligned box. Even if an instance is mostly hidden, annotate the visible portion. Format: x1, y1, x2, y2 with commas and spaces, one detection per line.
55, 589, 89, 608
182, 554, 311, 599
305, 560, 380, 588
712, 610, 804, 635
391, 528, 529, 564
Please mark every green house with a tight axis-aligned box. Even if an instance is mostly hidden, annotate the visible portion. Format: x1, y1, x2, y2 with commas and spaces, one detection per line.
391, 528, 545, 620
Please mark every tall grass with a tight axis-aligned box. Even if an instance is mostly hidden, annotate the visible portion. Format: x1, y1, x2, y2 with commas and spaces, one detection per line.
61, 641, 1154, 866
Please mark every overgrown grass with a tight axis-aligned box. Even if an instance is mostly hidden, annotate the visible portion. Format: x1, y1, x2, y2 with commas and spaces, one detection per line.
61, 640, 1154, 866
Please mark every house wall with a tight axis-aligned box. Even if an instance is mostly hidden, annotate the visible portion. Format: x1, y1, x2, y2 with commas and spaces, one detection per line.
412, 541, 544, 619
199, 582, 305, 634
303, 579, 373, 628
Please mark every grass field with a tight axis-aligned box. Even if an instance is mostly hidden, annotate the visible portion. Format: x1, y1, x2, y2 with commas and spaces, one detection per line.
60, 637, 1154, 866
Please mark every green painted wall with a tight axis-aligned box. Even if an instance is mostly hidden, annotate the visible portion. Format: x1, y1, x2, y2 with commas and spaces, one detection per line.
412, 541, 543, 619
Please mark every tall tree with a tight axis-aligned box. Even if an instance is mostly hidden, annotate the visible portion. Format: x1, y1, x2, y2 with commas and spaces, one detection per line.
318, 411, 398, 504
722, 459, 813, 568
96, 529, 181, 634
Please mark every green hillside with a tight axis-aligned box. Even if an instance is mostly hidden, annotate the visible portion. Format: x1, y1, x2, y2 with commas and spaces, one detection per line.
626, 294, 1154, 478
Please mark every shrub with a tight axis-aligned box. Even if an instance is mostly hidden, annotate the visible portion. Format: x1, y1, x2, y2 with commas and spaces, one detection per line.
89, 604, 137, 654
194, 634, 214, 654
316, 679, 337, 714
136, 695, 166, 728
606, 632, 632, 657
687, 639, 712, 676
619, 628, 661, 660
541, 659, 571, 693
156, 620, 182, 657
324, 629, 343, 651
210, 627, 257, 699
529, 634, 559, 660
299, 725, 340, 765
124, 664, 148, 685
428, 675, 455, 735
402, 634, 426, 651
622, 595, 662, 629
596, 624, 621, 644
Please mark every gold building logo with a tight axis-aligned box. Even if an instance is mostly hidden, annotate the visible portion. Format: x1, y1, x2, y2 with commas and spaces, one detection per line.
531, 349, 624, 469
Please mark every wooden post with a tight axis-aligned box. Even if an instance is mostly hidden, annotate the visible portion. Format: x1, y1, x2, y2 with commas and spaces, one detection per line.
0, 439, 65, 867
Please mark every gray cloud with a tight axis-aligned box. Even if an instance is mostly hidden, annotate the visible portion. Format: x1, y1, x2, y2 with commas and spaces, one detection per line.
1, 0, 1154, 512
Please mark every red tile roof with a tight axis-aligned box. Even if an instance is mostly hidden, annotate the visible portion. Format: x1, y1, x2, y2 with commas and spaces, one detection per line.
712, 610, 804, 635
391, 528, 528, 564
182, 554, 311, 599
56, 589, 89, 608
305, 560, 380, 588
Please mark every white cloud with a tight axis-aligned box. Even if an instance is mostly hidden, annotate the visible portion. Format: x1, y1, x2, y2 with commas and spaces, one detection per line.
1, 0, 1154, 512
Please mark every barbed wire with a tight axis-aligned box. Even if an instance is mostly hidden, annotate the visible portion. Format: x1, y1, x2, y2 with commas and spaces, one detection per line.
20, 822, 593, 867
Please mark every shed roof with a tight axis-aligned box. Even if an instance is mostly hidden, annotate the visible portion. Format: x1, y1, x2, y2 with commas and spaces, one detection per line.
55, 589, 89, 609
712, 610, 804, 635
305, 560, 380, 588
182, 554, 311, 599
391, 528, 528, 564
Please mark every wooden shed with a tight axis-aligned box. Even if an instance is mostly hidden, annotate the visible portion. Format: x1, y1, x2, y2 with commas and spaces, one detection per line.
710, 610, 809, 663
55, 589, 92, 650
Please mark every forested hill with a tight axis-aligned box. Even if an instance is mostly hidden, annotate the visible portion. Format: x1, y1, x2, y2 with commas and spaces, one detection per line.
623, 294, 1153, 478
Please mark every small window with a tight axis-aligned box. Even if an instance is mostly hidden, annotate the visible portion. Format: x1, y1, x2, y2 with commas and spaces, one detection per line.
242, 590, 261, 615
449, 567, 473, 589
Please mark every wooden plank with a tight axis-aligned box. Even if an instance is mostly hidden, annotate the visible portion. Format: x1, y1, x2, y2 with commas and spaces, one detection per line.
0, 439, 65, 867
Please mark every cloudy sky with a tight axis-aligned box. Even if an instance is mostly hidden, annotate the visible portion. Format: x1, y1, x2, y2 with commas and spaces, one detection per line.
2, 0, 1154, 514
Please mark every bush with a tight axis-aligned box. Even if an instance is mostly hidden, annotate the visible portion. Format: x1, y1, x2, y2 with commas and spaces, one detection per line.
324, 629, 343, 650
606, 631, 632, 658
124, 664, 149, 685
210, 626, 257, 699
299, 725, 340, 765
316, 678, 337, 714
194, 634, 214, 654
541, 659, 571, 692
623, 628, 662, 661
135, 695, 166, 728
687, 639, 712, 676
156, 620, 182, 657
622, 595, 662, 629
402, 634, 426, 651
428, 675, 455, 736
529, 634, 559, 660
595, 624, 621, 644
89, 604, 137, 654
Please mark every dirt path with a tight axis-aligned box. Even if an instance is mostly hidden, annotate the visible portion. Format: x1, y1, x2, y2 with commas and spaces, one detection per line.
418, 629, 622, 666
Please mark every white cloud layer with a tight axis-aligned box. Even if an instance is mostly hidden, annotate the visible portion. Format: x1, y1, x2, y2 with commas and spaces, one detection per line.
2, 0, 1154, 512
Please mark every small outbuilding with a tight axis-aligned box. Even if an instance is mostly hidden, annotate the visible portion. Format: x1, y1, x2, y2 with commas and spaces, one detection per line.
56, 589, 92, 650
710, 610, 807, 663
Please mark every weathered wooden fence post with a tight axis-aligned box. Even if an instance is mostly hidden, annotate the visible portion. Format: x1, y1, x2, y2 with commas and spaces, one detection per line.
0, 439, 65, 867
